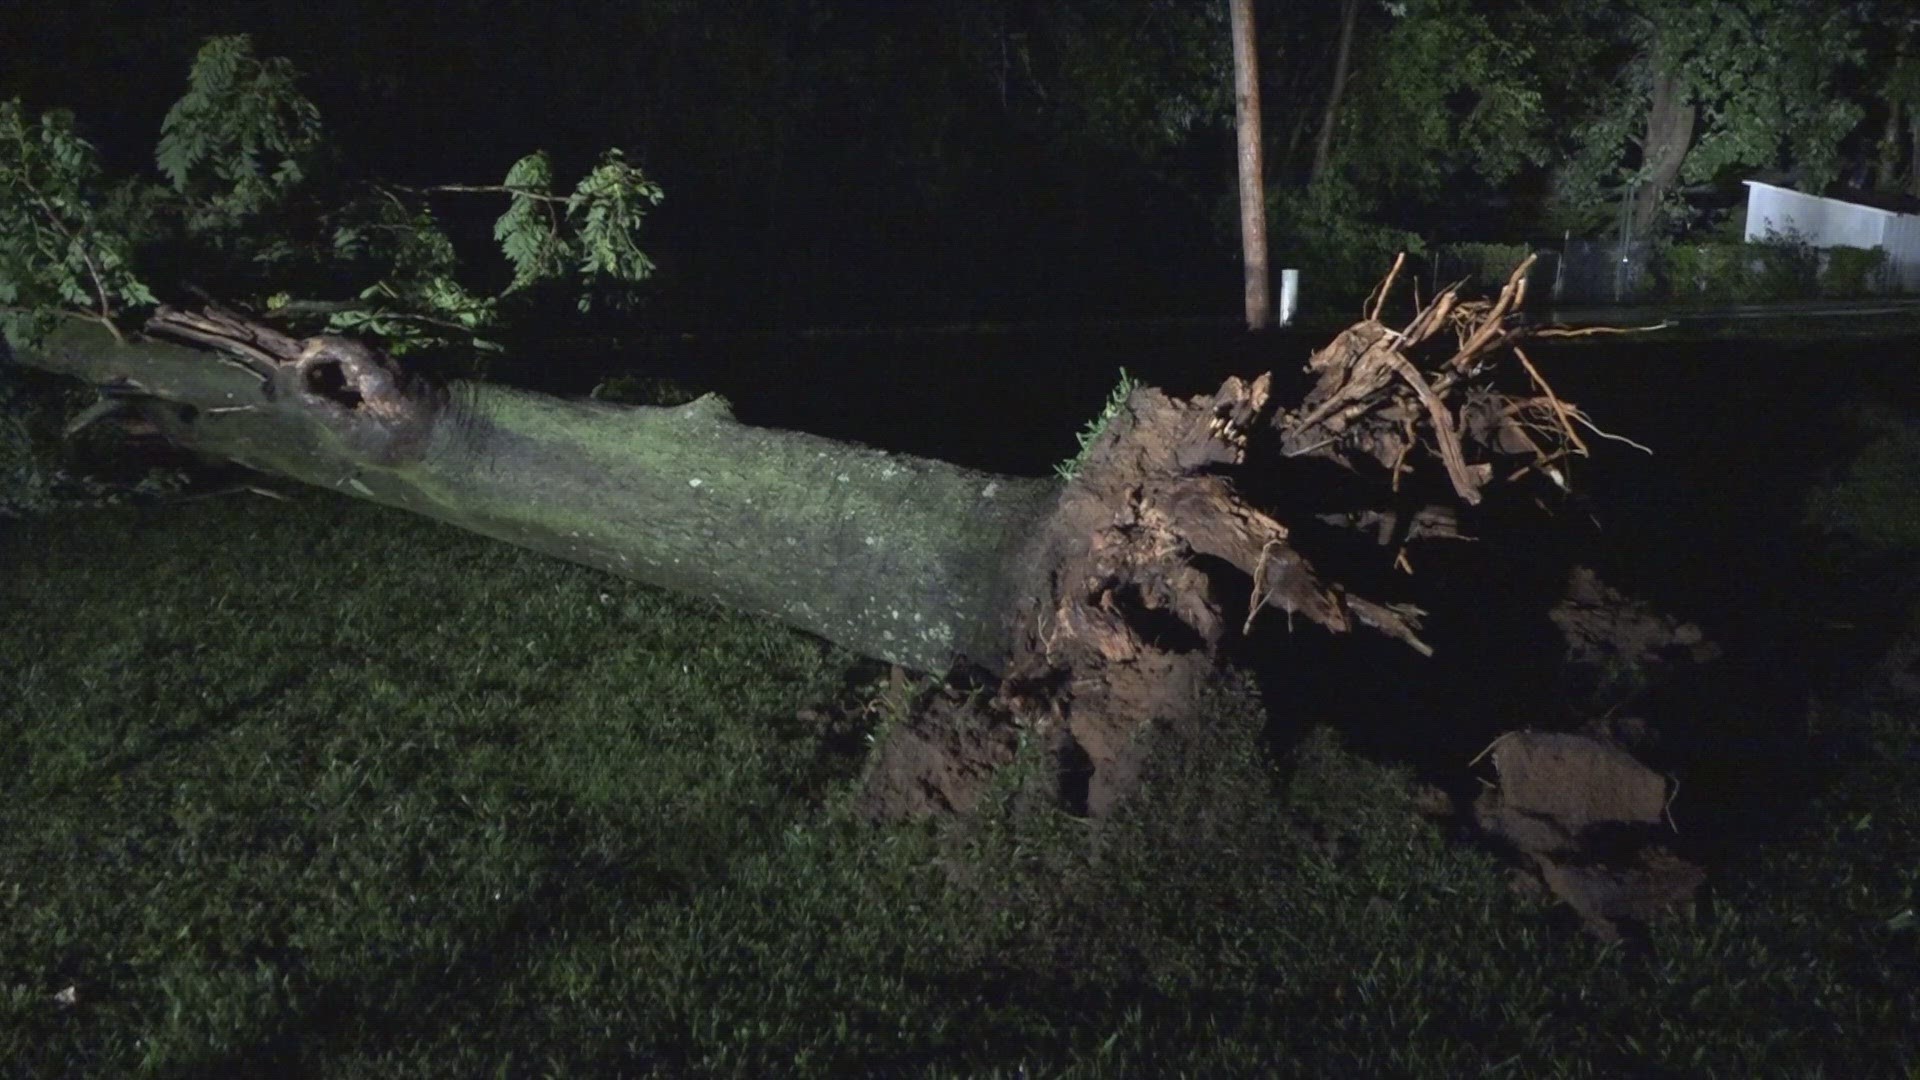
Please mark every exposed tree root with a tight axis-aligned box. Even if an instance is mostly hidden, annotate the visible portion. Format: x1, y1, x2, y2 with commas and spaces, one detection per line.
862, 259, 1636, 823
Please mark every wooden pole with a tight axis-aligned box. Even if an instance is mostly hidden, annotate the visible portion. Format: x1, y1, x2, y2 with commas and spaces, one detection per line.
1230, 0, 1271, 330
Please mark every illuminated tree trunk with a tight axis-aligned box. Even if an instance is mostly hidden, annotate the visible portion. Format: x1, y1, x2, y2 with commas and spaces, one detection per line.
1909, 112, 1920, 199
1627, 59, 1696, 240
1874, 99, 1902, 193
15, 316, 1056, 675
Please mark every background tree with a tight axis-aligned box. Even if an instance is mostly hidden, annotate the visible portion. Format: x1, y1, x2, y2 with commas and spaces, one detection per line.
1258, 0, 1549, 296
1547, 0, 1862, 239
5, 0, 1879, 325
1308, 0, 1360, 186
1329, 0, 1548, 201
1857, 4, 1920, 197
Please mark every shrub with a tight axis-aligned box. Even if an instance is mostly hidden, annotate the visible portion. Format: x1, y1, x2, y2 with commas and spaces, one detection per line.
588, 373, 703, 406
0, 368, 52, 517
1659, 242, 1754, 300
1748, 228, 1821, 299
1822, 245, 1889, 297
1434, 242, 1533, 292
1654, 230, 1883, 301
1805, 400, 1920, 555
1268, 176, 1425, 306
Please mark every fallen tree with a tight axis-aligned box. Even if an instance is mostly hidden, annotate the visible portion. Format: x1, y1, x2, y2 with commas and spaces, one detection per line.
10, 256, 1625, 821
3, 35, 1714, 937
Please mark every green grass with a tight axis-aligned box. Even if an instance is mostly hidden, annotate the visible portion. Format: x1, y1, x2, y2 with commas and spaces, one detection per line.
3, 492, 1918, 1077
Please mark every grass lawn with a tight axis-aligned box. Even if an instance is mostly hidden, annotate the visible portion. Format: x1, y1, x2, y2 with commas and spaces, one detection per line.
3, 484, 1918, 1076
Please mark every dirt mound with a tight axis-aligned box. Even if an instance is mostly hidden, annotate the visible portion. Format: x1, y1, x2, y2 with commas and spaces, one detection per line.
853, 692, 1024, 822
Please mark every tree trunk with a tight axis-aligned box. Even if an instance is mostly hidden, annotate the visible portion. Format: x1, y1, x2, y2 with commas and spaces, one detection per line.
1875, 98, 1903, 193
1309, 0, 1359, 185
1230, 0, 1271, 330
1910, 111, 1920, 200
15, 315, 1057, 675
1627, 58, 1696, 241
9, 264, 1592, 821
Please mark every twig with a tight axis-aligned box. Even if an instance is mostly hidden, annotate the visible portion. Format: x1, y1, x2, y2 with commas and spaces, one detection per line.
61, 395, 127, 437
27, 192, 124, 343
1513, 346, 1588, 456
1366, 252, 1407, 323
165, 483, 292, 505
0, 304, 123, 342
287, 298, 495, 340
392, 181, 567, 203
1400, 285, 1460, 346
1345, 597, 1432, 656
1468, 730, 1521, 768
1453, 254, 1537, 364
1570, 412, 1653, 455
1280, 431, 1343, 459
1244, 539, 1290, 636
1532, 321, 1671, 338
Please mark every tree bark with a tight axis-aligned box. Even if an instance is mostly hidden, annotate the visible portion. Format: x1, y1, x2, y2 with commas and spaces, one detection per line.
1627, 58, 1696, 241
1910, 111, 1920, 200
1309, 0, 1359, 185
1230, 0, 1271, 330
16, 314, 1057, 674
1875, 98, 1903, 193
8, 263, 1595, 821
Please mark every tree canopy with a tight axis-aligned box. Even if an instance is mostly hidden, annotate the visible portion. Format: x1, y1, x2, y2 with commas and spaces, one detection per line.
1, 0, 1904, 321
1545, 0, 1863, 237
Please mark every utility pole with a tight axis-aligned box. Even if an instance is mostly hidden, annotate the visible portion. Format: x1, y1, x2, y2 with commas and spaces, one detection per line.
1230, 0, 1271, 330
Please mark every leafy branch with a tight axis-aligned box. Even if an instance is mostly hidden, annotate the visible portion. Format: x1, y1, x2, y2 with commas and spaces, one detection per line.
402, 148, 665, 310
0, 35, 664, 359
0, 103, 157, 345
156, 34, 322, 232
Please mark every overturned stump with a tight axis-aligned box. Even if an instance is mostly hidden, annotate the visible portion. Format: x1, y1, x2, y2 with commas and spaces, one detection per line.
858, 256, 1650, 822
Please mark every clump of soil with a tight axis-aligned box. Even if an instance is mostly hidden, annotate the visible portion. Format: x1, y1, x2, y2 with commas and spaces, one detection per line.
854, 687, 1024, 821
1473, 731, 1703, 939
1552, 566, 1718, 666
1462, 567, 1723, 938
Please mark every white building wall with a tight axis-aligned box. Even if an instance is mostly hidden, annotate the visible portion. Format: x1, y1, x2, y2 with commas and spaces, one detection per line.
1881, 211, 1920, 290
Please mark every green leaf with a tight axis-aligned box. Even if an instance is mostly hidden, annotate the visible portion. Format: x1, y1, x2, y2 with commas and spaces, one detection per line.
156, 35, 322, 229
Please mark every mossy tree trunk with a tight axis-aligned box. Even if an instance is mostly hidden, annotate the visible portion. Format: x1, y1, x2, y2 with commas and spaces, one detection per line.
15, 313, 1058, 674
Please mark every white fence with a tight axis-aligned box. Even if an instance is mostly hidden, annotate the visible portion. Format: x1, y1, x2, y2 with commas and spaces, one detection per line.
1743, 180, 1920, 291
